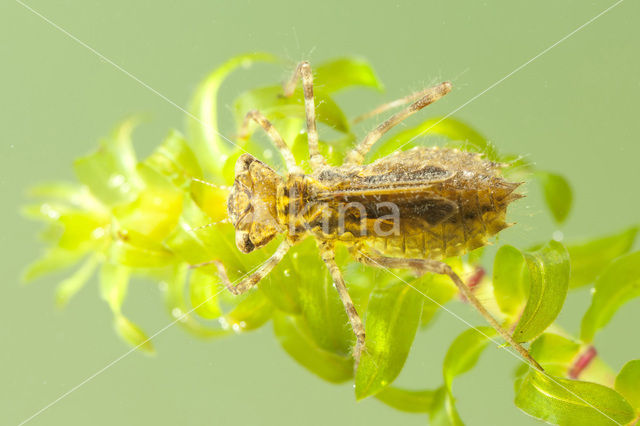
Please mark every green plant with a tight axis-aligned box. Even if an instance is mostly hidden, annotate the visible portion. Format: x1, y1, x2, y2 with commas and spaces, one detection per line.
23, 54, 640, 425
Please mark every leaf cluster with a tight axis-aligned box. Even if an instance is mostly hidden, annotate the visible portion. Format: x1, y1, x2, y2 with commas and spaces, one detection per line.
23, 54, 640, 425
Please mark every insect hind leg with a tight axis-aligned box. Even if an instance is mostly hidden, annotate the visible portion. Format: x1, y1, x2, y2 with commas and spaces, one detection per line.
352, 249, 544, 372
344, 82, 452, 166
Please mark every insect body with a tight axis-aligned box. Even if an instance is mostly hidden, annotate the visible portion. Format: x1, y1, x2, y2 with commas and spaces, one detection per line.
223, 62, 541, 370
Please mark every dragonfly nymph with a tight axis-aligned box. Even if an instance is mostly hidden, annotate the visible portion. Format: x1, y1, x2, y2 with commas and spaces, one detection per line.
222, 62, 539, 370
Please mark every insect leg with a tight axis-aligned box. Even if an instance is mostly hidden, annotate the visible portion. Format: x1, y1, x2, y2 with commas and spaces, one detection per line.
282, 61, 326, 170
238, 110, 301, 173
344, 82, 452, 166
352, 87, 439, 125
319, 242, 366, 366
214, 240, 291, 295
353, 251, 544, 371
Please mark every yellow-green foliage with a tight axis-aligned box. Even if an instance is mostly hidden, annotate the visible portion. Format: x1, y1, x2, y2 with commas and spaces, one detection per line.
24, 54, 640, 425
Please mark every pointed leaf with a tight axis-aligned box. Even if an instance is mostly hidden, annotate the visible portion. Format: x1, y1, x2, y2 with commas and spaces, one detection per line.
615, 360, 640, 413
315, 57, 383, 92
443, 326, 496, 390
187, 53, 278, 173
55, 255, 99, 307
189, 179, 229, 222
513, 241, 570, 343
99, 262, 130, 314
113, 314, 155, 354
114, 163, 184, 242
163, 264, 231, 339
145, 130, 203, 187
429, 386, 464, 426
74, 117, 142, 206
418, 272, 458, 328
568, 227, 638, 289
536, 171, 573, 224
355, 281, 423, 400
57, 212, 108, 251
528, 333, 581, 377
294, 239, 353, 356
225, 289, 274, 332
581, 251, 640, 342
109, 229, 174, 268
188, 268, 223, 320
515, 369, 635, 426
493, 245, 529, 317
22, 248, 85, 282
369, 117, 497, 162
273, 312, 353, 384
375, 386, 435, 413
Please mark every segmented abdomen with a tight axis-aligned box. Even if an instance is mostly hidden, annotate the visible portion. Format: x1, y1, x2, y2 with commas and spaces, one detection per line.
366, 181, 521, 260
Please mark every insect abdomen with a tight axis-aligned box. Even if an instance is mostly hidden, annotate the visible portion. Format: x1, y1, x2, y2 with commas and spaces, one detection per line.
368, 183, 521, 260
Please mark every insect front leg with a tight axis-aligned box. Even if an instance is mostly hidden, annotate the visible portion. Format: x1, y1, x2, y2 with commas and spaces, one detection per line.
212, 240, 291, 295
238, 110, 301, 173
318, 242, 366, 367
344, 82, 452, 166
352, 250, 544, 372
282, 61, 327, 170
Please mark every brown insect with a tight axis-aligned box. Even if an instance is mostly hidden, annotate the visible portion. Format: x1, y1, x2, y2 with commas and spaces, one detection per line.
221, 61, 541, 370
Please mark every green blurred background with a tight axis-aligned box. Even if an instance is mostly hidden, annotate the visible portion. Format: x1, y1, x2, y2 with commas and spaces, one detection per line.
2, 1, 639, 425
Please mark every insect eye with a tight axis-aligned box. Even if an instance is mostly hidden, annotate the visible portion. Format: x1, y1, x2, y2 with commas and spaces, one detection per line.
235, 231, 255, 253
227, 184, 253, 227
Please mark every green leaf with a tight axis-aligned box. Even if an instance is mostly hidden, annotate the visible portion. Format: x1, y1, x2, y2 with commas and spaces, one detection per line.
580, 251, 640, 342
189, 179, 229, 222
109, 229, 174, 268
22, 248, 85, 282
187, 53, 278, 173
273, 312, 353, 384
418, 272, 458, 328
615, 360, 640, 413
27, 182, 104, 212
57, 212, 107, 251
513, 241, 570, 343
99, 262, 130, 314
145, 130, 203, 187
165, 196, 256, 276
443, 326, 496, 390
225, 289, 274, 332
429, 326, 496, 425
375, 386, 435, 413
369, 117, 497, 162
113, 314, 155, 354
188, 268, 223, 320
163, 264, 230, 339
315, 57, 383, 93
74, 117, 142, 206
429, 386, 464, 426
233, 85, 350, 134
515, 369, 635, 426
293, 239, 353, 356
493, 245, 530, 317
355, 281, 423, 400
536, 171, 573, 225
567, 227, 638, 289
55, 254, 99, 307
528, 333, 581, 377
114, 163, 184, 242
